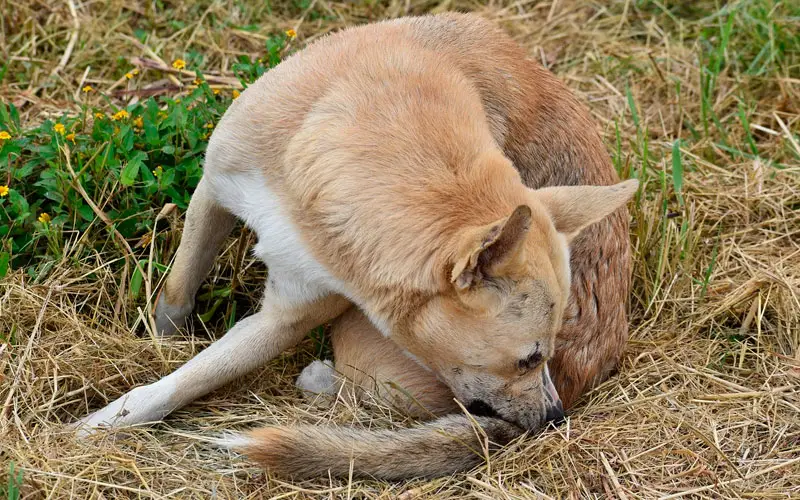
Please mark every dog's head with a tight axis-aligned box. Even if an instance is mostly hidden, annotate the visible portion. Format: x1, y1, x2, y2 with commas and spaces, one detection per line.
393, 179, 637, 430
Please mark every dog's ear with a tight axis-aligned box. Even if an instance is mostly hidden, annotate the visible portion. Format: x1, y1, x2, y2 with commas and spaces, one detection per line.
451, 205, 532, 290
533, 179, 638, 242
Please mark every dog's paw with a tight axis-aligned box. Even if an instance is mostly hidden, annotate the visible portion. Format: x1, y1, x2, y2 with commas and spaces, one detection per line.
153, 291, 194, 337
72, 384, 173, 437
296, 360, 340, 395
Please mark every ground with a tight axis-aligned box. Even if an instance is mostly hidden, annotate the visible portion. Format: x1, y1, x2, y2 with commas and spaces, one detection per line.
1, 0, 799, 498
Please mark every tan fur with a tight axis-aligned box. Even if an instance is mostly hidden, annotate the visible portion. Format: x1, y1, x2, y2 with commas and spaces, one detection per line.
76, 13, 637, 480
332, 308, 458, 418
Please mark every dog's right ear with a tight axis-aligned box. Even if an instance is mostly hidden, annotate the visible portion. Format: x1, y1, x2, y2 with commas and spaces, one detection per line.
450, 205, 532, 290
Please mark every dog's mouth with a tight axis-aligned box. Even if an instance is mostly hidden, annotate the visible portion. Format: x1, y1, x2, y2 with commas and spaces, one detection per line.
465, 399, 500, 419
466, 398, 564, 430
465, 400, 527, 430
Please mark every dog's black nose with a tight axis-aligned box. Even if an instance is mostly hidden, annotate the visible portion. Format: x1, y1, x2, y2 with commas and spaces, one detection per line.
544, 400, 565, 425
466, 400, 499, 418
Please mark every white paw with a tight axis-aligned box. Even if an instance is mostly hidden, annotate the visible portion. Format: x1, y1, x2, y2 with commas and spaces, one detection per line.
73, 382, 176, 437
153, 295, 194, 337
296, 360, 340, 395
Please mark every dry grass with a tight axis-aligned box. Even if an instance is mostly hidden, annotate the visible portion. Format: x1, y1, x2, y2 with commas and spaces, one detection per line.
2, 0, 799, 498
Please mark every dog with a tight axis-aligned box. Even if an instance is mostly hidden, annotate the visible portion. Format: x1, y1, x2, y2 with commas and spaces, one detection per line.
75, 13, 636, 480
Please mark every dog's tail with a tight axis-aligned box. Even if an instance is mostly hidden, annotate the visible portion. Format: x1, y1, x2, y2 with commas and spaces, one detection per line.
223, 415, 522, 480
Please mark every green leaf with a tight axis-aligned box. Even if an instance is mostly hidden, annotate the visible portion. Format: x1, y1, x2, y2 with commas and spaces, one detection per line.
129, 261, 145, 298
119, 124, 134, 151
134, 28, 148, 43
9, 103, 20, 128
8, 190, 29, 216
120, 159, 141, 186
7, 460, 24, 500
120, 151, 148, 186
0, 101, 10, 128
15, 159, 37, 179
159, 167, 175, 188
626, 84, 640, 131
144, 117, 160, 146
198, 298, 224, 322
672, 140, 684, 206
0, 140, 22, 160
0, 251, 10, 278
77, 204, 95, 221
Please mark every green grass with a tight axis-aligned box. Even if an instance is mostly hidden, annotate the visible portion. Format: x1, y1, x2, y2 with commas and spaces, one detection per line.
1, 463, 23, 500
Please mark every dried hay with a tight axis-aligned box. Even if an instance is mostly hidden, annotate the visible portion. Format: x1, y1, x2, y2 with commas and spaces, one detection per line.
2, 0, 798, 497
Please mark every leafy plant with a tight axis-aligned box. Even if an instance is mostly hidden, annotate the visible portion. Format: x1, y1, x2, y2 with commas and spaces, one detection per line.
0, 37, 290, 277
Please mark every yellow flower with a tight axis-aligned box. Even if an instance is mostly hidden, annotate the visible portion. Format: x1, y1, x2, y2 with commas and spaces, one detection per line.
54, 123, 66, 135
0, 131, 10, 141
193, 78, 202, 86
212, 88, 220, 95
38, 213, 51, 224
0, 185, 9, 197
94, 112, 105, 120
125, 72, 134, 79
66, 133, 76, 143
112, 110, 129, 121
285, 29, 297, 39
153, 165, 163, 177
232, 89, 240, 99
172, 59, 186, 70
133, 116, 143, 128
82, 85, 93, 93
204, 122, 214, 129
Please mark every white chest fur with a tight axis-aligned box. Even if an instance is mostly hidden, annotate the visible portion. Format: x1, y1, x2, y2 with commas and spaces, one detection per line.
206, 171, 345, 307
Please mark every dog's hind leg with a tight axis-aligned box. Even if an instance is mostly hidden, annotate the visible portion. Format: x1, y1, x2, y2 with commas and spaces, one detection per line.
154, 176, 236, 336
329, 308, 458, 418
76, 282, 350, 435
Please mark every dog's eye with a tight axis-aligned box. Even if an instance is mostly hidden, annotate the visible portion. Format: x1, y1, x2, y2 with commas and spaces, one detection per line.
517, 351, 543, 373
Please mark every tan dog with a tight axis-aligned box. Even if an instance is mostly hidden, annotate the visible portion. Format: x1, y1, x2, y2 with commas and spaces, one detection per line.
75, 13, 636, 479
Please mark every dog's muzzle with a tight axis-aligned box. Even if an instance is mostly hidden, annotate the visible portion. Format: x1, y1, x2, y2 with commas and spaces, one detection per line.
466, 363, 565, 428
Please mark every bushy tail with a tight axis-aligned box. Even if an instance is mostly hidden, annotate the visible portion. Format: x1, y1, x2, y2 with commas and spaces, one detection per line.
226, 415, 522, 480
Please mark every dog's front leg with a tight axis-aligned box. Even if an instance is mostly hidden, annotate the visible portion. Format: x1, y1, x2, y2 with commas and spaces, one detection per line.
75, 291, 349, 435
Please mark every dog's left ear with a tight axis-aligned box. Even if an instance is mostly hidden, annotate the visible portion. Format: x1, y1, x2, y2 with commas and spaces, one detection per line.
533, 179, 638, 242
451, 205, 532, 290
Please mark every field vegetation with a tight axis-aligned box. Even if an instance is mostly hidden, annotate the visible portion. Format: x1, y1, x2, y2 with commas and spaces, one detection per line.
1, 0, 798, 497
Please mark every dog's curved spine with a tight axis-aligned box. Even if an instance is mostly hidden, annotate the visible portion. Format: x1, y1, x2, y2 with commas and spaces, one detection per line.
228, 415, 522, 480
